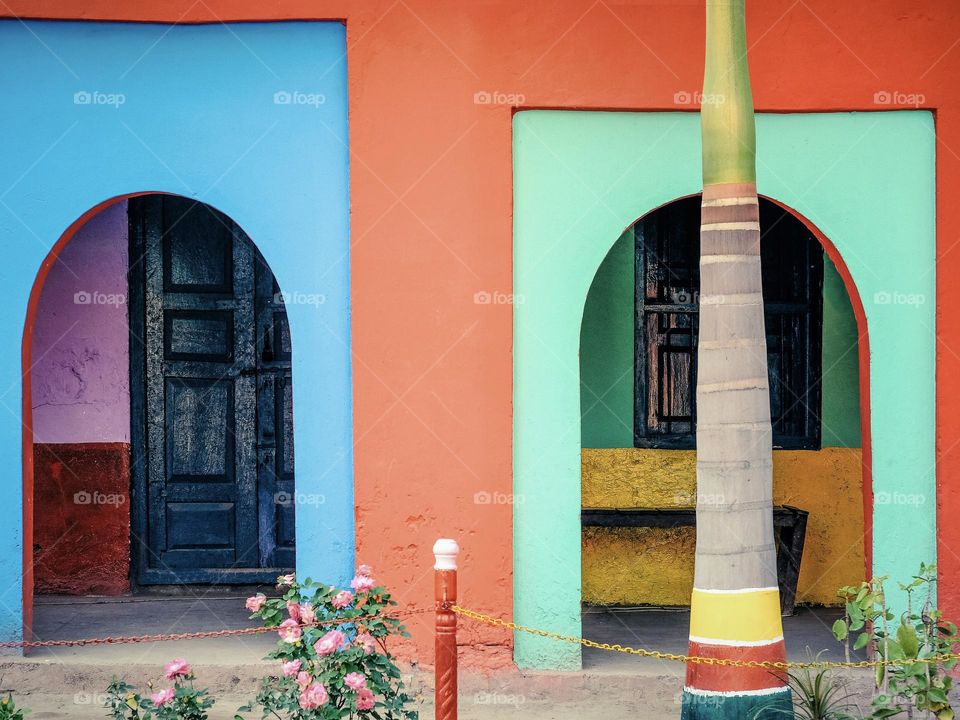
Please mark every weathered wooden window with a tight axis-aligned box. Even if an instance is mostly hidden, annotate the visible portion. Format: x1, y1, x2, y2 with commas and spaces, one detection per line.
634, 195, 823, 449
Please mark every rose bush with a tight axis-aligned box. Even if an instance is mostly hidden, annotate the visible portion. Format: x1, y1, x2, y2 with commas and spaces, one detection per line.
105, 659, 214, 720
237, 565, 419, 720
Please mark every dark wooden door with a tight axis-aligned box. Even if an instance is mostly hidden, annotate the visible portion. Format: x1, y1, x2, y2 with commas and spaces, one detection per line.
633, 195, 823, 450
129, 195, 295, 584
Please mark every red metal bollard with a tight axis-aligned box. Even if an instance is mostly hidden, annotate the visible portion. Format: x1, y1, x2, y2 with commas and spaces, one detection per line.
433, 538, 460, 720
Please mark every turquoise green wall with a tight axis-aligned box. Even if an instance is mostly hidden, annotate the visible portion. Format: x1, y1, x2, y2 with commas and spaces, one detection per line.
515, 110, 935, 670
579, 228, 634, 448
579, 238, 861, 450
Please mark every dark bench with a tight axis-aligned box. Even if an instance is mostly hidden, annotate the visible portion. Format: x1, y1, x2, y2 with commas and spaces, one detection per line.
581, 505, 809, 615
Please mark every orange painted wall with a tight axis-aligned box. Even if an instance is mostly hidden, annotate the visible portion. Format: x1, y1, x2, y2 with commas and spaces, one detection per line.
6, 0, 960, 668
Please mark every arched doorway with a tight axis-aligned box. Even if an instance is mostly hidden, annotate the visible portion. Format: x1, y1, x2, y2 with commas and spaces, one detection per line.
578, 195, 867, 665
512, 109, 932, 672
26, 194, 308, 642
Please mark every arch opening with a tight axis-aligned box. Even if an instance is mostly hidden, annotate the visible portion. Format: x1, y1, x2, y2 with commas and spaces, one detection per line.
577, 194, 871, 666
24, 193, 299, 643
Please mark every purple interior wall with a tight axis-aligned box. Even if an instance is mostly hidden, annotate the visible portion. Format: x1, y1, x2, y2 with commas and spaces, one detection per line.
31, 201, 129, 444
31, 200, 132, 596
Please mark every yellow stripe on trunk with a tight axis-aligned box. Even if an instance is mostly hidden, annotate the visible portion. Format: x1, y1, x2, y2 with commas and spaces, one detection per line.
689, 588, 784, 644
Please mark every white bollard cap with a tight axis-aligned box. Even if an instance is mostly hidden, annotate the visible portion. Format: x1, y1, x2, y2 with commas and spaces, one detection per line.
433, 538, 460, 570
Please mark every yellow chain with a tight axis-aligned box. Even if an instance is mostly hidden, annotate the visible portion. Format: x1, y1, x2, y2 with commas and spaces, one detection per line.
451, 605, 960, 670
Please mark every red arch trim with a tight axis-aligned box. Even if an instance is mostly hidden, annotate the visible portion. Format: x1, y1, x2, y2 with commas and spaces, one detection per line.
762, 196, 873, 583
20, 191, 219, 648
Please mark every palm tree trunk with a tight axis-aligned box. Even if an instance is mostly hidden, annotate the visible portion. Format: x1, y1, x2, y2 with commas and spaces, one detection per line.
681, 1, 792, 718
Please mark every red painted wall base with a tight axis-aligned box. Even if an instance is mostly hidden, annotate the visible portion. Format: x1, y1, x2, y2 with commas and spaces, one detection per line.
33, 442, 130, 595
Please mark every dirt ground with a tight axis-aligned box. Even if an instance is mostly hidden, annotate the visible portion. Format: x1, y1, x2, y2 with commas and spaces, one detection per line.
5, 692, 675, 719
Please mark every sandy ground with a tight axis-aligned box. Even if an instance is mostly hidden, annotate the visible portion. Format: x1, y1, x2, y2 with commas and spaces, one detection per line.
5, 692, 675, 719
10, 597, 874, 719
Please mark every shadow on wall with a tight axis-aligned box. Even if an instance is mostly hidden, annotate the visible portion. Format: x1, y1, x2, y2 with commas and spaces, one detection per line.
31, 201, 131, 595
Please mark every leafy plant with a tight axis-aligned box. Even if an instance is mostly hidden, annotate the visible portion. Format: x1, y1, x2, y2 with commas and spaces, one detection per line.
832, 564, 958, 719
753, 652, 860, 720
0, 693, 27, 720
237, 565, 419, 719
784, 666, 859, 720
105, 659, 215, 720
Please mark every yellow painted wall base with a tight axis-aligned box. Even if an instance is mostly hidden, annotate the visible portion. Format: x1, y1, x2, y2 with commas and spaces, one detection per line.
581, 447, 865, 606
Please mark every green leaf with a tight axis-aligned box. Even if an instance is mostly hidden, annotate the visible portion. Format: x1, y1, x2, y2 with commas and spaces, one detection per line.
854, 632, 871, 650
832, 618, 849, 641
897, 622, 920, 658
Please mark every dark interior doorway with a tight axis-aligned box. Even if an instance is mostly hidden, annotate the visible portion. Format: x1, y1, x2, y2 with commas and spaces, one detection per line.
128, 195, 295, 585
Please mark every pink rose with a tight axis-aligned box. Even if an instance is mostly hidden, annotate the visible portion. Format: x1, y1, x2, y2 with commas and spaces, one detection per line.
277, 573, 296, 587
357, 564, 373, 576
344, 672, 367, 690
356, 687, 375, 711
298, 682, 329, 710
245, 593, 266, 612
163, 658, 190, 680
281, 659, 301, 677
314, 629, 346, 656
355, 632, 376, 654
278, 618, 302, 643
332, 590, 354, 609
287, 600, 301, 622
151, 688, 175, 707
350, 574, 375, 592
300, 603, 316, 625
296, 671, 312, 691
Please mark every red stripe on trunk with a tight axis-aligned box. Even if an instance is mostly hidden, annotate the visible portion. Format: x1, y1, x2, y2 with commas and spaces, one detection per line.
685, 639, 788, 692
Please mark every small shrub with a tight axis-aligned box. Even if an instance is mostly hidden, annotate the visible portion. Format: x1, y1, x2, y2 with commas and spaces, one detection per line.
0, 693, 26, 720
238, 565, 418, 719
753, 652, 859, 720
832, 563, 958, 719
105, 659, 214, 720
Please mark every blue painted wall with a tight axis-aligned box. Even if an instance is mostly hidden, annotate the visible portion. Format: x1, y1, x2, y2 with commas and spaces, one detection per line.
0, 20, 352, 640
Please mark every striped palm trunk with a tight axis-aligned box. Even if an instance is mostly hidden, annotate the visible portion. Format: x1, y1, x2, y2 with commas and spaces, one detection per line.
680, 1, 791, 718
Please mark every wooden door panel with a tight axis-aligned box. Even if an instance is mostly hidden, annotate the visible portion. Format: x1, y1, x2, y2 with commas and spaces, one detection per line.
162, 203, 234, 293
165, 378, 234, 483
131, 194, 295, 584
164, 311, 234, 362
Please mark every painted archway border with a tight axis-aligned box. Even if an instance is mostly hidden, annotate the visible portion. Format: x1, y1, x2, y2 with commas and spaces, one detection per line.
0, 20, 352, 643
513, 110, 935, 670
